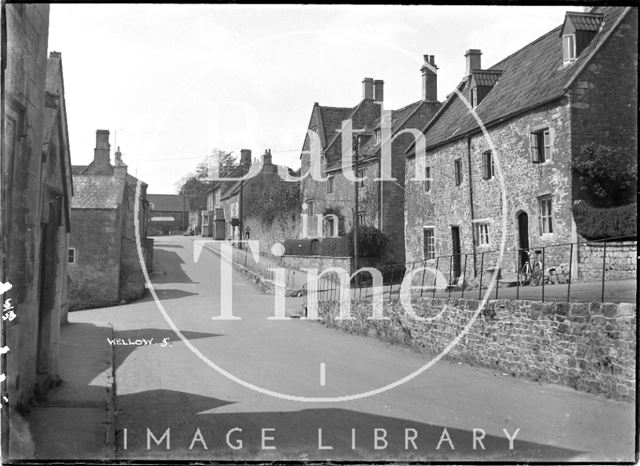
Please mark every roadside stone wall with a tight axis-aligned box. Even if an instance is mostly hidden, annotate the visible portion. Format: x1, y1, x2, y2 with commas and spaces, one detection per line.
318, 297, 636, 401
282, 255, 351, 276
577, 240, 637, 281
244, 214, 300, 256
119, 237, 152, 302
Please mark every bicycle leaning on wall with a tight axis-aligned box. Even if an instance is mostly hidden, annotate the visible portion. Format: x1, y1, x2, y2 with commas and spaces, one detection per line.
518, 249, 543, 286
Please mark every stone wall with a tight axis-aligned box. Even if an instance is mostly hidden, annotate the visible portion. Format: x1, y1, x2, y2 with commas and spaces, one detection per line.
2, 3, 52, 410
318, 297, 636, 400
244, 214, 300, 256
569, 8, 638, 204
282, 255, 352, 276
405, 100, 574, 279
577, 240, 637, 281
69, 209, 121, 310
119, 237, 150, 302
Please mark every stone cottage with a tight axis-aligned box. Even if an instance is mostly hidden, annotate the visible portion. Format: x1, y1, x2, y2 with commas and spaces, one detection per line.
404, 7, 637, 283
201, 149, 253, 238
300, 57, 441, 264
147, 193, 190, 235
1, 3, 74, 433
218, 149, 300, 254
69, 130, 153, 310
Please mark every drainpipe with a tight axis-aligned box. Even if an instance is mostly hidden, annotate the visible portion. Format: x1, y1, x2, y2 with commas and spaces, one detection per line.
466, 135, 477, 276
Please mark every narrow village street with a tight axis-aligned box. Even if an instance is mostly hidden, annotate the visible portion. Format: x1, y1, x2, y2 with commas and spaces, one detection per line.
64, 236, 635, 462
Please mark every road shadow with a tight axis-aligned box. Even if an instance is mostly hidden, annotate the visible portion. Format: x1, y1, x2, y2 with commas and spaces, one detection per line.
112, 328, 222, 373
153, 243, 184, 249
116, 389, 585, 462
138, 288, 198, 303
151, 249, 198, 284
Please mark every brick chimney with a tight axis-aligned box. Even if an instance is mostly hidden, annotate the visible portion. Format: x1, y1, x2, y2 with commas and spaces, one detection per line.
240, 149, 252, 168
362, 77, 374, 100
93, 129, 111, 168
373, 79, 384, 104
262, 148, 272, 166
421, 54, 438, 101
465, 49, 482, 75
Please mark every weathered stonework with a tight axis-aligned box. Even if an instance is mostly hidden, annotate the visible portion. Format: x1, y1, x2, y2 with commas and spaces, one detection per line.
405, 8, 637, 286
318, 297, 636, 400
2, 5, 75, 415
577, 240, 637, 281
405, 102, 574, 278
69, 132, 153, 310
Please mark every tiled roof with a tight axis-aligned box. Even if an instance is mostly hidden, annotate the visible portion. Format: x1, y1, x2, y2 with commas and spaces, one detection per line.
564, 12, 604, 32
72, 165, 87, 175
316, 105, 354, 148
471, 70, 503, 87
410, 7, 629, 153
356, 100, 423, 159
71, 175, 125, 209
147, 194, 189, 212
323, 99, 381, 155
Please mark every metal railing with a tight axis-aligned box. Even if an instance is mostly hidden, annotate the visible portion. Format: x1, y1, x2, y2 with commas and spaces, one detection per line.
298, 235, 636, 306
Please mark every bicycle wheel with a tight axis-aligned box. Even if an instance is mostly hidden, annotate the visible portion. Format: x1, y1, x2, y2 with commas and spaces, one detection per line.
531, 263, 542, 286
518, 264, 530, 286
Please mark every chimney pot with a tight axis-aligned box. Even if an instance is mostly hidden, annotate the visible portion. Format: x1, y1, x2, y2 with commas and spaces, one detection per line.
362, 77, 374, 100
262, 149, 273, 166
465, 49, 482, 75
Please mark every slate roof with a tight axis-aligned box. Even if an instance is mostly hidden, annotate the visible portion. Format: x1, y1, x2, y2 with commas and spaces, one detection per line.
71, 175, 125, 209
147, 194, 190, 212
72, 165, 87, 175
408, 6, 630, 154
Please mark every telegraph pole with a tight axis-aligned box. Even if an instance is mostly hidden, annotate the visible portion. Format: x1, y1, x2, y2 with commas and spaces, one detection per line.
353, 135, 361, 274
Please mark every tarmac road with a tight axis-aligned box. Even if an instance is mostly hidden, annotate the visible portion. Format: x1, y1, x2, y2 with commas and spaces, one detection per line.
79, 235, 635, 462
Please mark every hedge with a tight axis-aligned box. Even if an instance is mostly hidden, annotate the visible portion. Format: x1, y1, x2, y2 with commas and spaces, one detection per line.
573, 201, 637, 240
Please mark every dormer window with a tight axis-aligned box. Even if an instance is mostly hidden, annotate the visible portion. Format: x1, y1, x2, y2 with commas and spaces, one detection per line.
560, 11, 603, 64
468, 70, 502, 108
563, 34, 576, 63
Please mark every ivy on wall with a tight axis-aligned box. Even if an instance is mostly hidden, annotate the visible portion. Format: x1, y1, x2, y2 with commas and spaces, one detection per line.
246, 181, 300, 226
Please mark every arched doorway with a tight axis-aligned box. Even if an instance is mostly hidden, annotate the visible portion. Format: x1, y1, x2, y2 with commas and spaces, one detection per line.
516, 211, 529, 267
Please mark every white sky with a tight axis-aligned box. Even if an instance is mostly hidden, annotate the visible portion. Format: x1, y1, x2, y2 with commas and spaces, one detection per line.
48, 4, 572, 194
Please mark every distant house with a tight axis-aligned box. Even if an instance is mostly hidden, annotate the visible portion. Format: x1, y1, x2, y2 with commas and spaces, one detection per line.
299, 59, 441, 264
404, 7, 637, 283
201, 149, 253, 237
147, 194, 190, 235
70, 130, 153, 310
1, 4, 74, 416
218, 149, 300, 253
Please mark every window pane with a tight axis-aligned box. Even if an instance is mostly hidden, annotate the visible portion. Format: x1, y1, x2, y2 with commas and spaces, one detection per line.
530, 133, 539, 162
543, 130, 551, 159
